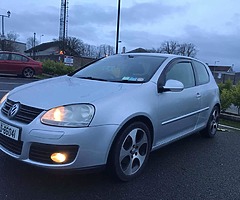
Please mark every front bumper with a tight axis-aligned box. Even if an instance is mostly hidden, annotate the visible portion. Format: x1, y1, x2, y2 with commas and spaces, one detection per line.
0, 112, 119, 170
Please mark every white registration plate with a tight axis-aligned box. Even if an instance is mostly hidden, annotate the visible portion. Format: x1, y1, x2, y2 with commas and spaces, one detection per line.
0, 120, 20, 141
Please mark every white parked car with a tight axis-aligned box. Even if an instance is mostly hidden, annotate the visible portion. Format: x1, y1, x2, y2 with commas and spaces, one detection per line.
0, 53, 220, 181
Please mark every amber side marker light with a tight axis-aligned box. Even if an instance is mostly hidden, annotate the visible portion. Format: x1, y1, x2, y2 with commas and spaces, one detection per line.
51, 153, 67, 163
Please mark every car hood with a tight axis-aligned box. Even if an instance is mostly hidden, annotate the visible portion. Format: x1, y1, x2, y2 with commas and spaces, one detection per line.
8, 75, 140, 110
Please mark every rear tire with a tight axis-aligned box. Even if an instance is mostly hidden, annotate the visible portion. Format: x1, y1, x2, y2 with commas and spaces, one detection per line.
22, 67, 35, 78
201, 106, 219, 138
109, 121, 151, 181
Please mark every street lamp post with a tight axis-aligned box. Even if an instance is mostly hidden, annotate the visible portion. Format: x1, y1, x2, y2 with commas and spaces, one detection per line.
0, 11, 10, 50
40, 34, 44, 44
115, 0, 121, 54
0, 11, 11, 38
214, 60, 220, 78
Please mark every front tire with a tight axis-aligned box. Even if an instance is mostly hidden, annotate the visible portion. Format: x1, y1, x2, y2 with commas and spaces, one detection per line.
201, 106, 220, 138
110, 122, 151, 181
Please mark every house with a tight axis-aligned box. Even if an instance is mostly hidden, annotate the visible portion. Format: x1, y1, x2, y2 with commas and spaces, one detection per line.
207, 65, 240, 84
25, 41, 95, 67
208, 65, 233, 73
0, 39, 26, 54
25, 41, 78, 57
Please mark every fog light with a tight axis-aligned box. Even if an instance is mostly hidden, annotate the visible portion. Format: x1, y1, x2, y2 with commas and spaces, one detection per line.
51, 153, 67, 163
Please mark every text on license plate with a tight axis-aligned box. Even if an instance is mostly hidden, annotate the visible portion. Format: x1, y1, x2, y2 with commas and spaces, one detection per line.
0, 120, 20, 141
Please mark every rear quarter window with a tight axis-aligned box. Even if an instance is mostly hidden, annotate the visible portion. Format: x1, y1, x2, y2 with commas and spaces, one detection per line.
193, 60, 210, 85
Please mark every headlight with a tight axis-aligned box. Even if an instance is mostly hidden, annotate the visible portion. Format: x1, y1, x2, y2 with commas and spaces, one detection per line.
41, 104, 95, 127
0, 93, 9, 104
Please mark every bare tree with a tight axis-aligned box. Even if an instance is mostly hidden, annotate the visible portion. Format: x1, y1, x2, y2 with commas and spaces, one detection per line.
66, 37, 86, 56
7, 31, 19, 41
155, 40, 197, 57
159, 41, 179, 54
2, 31, 20, 51
26, 37, 39, 49
83, 44, 99, 58
96, 44, 114, 58
178, 43, 197, 57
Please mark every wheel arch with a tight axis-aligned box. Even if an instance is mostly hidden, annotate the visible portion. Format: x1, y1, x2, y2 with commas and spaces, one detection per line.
215, 103, 221, 112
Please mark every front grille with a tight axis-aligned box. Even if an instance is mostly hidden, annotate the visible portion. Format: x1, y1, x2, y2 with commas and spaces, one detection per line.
0, 134, 23, 155
1, 99, 44, 124
29, 143, 79, 164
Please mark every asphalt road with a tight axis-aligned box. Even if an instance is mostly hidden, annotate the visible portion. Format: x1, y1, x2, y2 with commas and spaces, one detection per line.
0, 75, 38, 97
1, 75, 240, 200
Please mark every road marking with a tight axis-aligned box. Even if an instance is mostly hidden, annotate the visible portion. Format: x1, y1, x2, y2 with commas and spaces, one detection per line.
0, 90, 9, 92
0, 82, 25, 85
219, 124, 240, 131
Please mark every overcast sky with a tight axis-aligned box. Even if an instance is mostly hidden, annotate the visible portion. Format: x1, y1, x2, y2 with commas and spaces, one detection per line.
1, 0, 240, 70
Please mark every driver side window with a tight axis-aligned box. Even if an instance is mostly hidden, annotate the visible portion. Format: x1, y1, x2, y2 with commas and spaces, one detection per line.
166, 62, 195, 88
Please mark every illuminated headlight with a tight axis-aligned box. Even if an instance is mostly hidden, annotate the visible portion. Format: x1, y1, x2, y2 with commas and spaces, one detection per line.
0, 93, 9, 104
41, 104, 95, 127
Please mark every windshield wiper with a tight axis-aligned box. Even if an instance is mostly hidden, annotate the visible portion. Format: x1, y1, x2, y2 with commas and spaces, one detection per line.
78, 76, 109, 82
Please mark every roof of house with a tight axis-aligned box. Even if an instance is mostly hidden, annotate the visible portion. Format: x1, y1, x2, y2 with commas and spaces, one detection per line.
208, 65, 233, 72
127, 48, 148, 53
25, 41, 79, 56
25, 41, 60, 53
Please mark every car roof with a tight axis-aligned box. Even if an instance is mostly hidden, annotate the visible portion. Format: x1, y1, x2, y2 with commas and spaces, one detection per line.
118, 53, 191, 59
115, 53, 207, 65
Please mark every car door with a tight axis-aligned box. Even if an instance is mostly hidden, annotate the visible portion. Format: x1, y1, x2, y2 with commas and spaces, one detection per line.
8, 53, 28, 74
157, 59, 201, 142
0, 52, 10, 73
192, 60, 214, 128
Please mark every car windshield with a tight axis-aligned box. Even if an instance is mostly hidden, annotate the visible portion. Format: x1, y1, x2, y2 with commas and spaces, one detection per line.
72, 55, 167, 83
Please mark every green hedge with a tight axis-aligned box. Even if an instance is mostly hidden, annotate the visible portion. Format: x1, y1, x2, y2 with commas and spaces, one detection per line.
42, 60, 76, 76
219, 79, 240, 114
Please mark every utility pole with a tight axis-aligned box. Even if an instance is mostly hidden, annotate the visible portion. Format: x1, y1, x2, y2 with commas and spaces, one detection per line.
115, 0, 121, 54
33, 32, 36, 59
59, 0, 69, 55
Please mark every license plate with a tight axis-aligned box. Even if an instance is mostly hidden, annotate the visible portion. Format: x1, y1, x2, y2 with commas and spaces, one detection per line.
0, 120, 20, 141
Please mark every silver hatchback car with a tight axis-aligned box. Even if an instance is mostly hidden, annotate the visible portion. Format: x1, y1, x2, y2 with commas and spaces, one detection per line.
0, 53, 220, 181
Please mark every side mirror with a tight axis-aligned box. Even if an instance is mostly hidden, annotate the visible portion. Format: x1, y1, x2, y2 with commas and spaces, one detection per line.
158, 79, 184, 93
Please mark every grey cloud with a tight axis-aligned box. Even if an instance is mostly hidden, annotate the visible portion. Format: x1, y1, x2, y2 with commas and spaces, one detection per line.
69, 2, 186, 27
181, 25, 240, 68
70, 4, 116, 27
121, 2, 186, 25
7, 6, 59, 40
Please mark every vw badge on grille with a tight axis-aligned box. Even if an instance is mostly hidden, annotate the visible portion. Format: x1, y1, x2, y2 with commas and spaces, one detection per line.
8, 103, 20, 119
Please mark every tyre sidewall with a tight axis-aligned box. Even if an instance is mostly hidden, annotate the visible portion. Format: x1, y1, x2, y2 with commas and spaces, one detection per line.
202, 106, 219, 138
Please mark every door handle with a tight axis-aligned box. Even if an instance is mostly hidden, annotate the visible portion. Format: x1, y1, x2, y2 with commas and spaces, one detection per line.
196, 93, 201, 98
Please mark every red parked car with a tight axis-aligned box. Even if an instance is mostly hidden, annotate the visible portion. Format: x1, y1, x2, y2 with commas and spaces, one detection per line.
0, 51, 42, 78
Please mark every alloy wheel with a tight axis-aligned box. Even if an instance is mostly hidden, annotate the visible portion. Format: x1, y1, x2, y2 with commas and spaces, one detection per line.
119, 127, 149, 176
